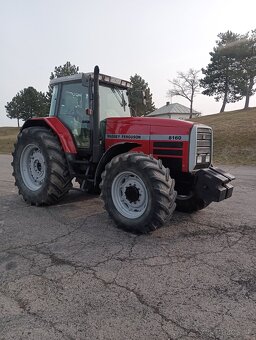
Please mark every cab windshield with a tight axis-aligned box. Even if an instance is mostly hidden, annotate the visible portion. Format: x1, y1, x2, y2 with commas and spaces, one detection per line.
99, 85, 130, 121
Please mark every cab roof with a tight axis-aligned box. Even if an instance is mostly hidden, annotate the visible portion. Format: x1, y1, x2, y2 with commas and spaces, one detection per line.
50, 72, 132, 89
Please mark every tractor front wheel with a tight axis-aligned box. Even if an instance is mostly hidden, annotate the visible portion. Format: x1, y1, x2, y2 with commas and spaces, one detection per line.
12, 127, 72, 205
100, 153, 176, 233
175, 193, 210, 213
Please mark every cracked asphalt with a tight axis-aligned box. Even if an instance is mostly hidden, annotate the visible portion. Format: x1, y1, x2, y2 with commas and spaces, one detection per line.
0, 154, 256, 340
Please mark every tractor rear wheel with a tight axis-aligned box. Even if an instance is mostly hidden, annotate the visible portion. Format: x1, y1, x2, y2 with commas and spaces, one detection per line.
12, 127, 72, 205
100, 153, 176, 234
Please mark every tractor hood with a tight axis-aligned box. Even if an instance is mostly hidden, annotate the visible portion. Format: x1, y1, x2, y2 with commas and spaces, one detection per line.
105, 116, 195, 139
105, 116, 211, 173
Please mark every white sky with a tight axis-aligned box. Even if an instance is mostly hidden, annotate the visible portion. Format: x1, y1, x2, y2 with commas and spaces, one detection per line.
0, 0, 256, 126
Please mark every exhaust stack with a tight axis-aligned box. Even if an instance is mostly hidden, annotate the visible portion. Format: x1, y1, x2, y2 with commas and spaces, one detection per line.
93, 65, 101, 163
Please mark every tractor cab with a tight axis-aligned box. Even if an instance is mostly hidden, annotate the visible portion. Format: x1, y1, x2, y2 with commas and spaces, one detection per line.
49, 72, 131, 152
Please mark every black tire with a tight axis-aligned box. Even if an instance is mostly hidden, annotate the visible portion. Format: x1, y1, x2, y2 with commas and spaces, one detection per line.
176, 193, 210, 213
12, 127, 72, 205
100, 153, 176, 234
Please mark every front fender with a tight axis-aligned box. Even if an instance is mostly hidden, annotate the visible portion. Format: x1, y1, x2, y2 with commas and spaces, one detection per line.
94, 142, 139, 186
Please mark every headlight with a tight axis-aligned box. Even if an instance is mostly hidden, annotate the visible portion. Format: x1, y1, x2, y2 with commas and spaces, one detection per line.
205, 154, 211, 163
197, 155, 203, 163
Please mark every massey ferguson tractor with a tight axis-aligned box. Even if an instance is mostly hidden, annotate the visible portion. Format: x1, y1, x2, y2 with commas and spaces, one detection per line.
12, 66, 235, 233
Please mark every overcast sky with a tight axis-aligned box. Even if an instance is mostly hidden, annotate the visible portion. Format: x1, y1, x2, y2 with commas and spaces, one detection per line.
0, 0, 256, 126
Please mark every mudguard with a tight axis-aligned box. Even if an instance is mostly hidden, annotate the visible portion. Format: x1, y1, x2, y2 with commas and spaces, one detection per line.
22, 117, 77, 154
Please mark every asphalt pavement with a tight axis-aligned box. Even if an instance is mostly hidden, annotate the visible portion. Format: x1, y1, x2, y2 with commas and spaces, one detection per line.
0, 154, 256, 340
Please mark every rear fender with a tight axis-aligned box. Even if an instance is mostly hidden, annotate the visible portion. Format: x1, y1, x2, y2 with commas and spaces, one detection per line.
21, 117, 77, 154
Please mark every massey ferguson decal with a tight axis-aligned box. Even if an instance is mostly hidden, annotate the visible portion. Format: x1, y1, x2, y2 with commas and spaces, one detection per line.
106, 134, 147, 140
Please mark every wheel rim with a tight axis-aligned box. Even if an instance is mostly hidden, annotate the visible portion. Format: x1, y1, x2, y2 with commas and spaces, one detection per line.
177, 192, 193, 201
111, 171, 148, 219
20, 144, 46, 191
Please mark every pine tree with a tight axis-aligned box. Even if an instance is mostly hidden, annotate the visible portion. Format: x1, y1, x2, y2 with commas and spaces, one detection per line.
129, 74, 155, 116
5, 87, 49, 126
229, 30, 256, 109
5, 94, 22, 127
47, 61, 79, 104
200, 31, 244, 112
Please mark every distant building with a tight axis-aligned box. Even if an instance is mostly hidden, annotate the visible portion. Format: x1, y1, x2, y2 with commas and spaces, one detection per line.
147, 102, 200, 120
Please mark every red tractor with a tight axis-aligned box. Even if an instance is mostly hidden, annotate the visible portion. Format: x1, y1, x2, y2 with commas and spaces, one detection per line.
12, 66, 235, 233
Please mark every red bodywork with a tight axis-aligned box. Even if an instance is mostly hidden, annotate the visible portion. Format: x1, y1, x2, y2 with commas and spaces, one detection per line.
27, 116, 195, 173
23, 117, 77, 154
105, 117, 194, 173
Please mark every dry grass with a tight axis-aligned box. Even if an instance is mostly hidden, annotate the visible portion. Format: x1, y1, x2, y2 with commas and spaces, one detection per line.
0, 127, 19, 154
191, 107, 256, 165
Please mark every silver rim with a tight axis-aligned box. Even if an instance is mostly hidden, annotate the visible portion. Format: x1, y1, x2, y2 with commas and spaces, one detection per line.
20, 144, 46, 191
177, 192, 193, 201
111, 171, 148, 219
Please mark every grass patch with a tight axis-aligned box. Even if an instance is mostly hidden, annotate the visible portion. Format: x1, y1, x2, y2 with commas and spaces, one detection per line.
191, 107, 256, 165
0, 127, 19, 154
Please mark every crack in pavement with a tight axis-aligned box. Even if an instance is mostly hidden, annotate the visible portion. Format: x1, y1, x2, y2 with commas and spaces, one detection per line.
2, 243, 204, 339
0, 220, 89, 254
0, 288, 76, 340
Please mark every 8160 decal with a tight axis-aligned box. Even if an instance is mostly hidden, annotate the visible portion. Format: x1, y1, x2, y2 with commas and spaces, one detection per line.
169, 135, 182, 140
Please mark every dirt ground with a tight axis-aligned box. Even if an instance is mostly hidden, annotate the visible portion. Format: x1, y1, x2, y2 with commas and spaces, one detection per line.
0, 154, 256, 340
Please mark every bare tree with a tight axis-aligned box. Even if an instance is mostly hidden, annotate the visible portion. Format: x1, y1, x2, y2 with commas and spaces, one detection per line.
168, 69, 200, 118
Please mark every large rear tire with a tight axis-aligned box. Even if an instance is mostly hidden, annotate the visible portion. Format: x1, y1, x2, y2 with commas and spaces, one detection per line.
100, 153, 176, 234
12, 127, 72, 205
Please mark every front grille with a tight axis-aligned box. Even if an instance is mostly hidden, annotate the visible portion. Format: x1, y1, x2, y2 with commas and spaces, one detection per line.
195, 127, 212, 168
153, 141, 183, 157
153, 149, 183, 156
153, 141, 183, 148
197, 127, 212, 139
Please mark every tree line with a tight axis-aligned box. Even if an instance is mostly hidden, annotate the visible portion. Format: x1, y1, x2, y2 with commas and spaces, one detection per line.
169, 29, 256, 116
5, 62, 155, 126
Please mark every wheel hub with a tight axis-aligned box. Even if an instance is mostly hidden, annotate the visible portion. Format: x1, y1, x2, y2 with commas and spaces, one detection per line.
124, 185, 140, 203
111, 171, 148, 219
20, 144, 46, 191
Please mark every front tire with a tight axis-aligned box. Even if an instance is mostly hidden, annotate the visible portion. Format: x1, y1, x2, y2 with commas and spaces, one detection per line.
100, 153, 176, 234
12, 127, 72, 205
176, 193, 210, 213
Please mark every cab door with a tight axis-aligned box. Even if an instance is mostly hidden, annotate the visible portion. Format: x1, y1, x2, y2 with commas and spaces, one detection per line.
57, 82, 91, 151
